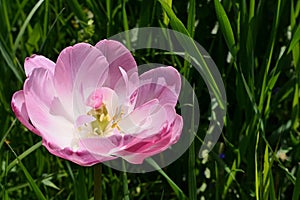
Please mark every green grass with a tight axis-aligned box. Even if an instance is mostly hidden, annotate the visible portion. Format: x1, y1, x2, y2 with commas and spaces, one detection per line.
0, 0, 299, 199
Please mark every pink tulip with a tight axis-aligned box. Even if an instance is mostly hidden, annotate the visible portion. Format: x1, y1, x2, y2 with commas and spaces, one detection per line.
11, 40, 183, 166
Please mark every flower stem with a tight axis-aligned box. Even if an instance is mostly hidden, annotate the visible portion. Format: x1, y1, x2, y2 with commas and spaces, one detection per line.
94, 163, 102, 200
122, 159, 130, 200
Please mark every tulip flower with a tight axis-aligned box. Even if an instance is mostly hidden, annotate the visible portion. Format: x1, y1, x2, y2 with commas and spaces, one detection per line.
11, 40, 183, 166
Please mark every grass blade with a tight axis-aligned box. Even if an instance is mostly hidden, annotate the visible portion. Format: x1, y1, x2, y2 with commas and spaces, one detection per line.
288, 24, 300, 53
6, 141, 42, 172
0, 38, 23, 82
13, 0, 44, 53
6, 142, 46, 200
213, 0, 237, 57
187, 0, 195, 37
147, 158, 187, 199
292, 167, 300, 200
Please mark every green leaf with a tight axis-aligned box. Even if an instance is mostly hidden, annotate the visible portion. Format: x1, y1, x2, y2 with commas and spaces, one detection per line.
0, 39, 23, 83
41, 178, 60, 190
6, 143, 46, 200
147, 158, 187, 199
158, 0, 226, 110
66, 0, 87, 22
187, 0, 195, 37
213, 0, 237, 57
263, 146, 270, 200
292, 168, 300, 200
158, 0, 190, 36
288, 24, 300, 53
6, 141, 42, 172
13, 0, 44, 53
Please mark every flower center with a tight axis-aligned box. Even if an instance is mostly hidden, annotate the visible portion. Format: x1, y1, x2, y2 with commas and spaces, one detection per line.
87, 104, 111, 135
83, 88, 124, 136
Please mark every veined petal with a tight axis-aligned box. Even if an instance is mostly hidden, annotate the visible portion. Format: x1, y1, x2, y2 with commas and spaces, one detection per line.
24, 68, 74, 148
11, 91, 41, 136
118, 99, 160, 134
79, 133, 123, 156
86, 87, 119, 117
42, 140, 116, 166
134, 82, 178, 108
95, 40, 138, 89
24, 54, 55, 77
133, 65, 181, 109
54, 43, 109, 118
119, 114, 183, 164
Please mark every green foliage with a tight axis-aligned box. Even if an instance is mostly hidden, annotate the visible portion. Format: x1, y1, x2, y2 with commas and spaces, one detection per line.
0, 0, 299, 199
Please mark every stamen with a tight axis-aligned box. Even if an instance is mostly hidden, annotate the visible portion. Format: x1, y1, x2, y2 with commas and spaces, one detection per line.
85, 103, 124, 136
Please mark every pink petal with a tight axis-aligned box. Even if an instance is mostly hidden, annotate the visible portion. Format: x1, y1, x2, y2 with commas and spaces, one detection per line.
140, 66, 181, 97
24, 54, 55, 77
134, 83, 178, 109
24, 68, 74, 148
136, 66, 181, 107
86, 87, 119, 117
42, 140, 116, 166
120, 114, 183, 164
86, 88, 104, 109
118, 99, 161, 134
11, 91, 41, 136
95, 40, 138, 89
54, 43, 109, 118
75, 115, 95, 127
79, 134, 123, 156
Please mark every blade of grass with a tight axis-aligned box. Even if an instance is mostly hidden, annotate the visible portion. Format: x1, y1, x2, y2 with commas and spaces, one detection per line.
6, 142, 46, 200
161, 0, 172, 26
158, 0, 226, 111
255, 131, 260, 200
0, 38, 23, 82
43, 0, 49, 39
106, 0, 111, 37
262, 145, 270, 200
122, 159, 130, 200
122, 0, 131, 49
75, 167, 88, 200
222, 159, 238, 198
187, 0, 195, 37
213, 0, 237, 57
0, 0, 13, 48
6, 141, 42, 172
292, 167, 300, 200
258, 0, 282, 113
269, 170, 276, 200
249, 0, 255, 22
287, 24, 300, 53
183, 0, 196, 78
188, 85, 196, 200
0, 119, 17, 150
147, 158, 187, 199
66, 0, 87, 22
13, 0, 44, 54
215, 161, 220, 200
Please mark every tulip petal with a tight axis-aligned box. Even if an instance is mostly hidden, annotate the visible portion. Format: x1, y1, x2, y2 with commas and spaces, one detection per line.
120, 114, 183, 164
139, 66, 181, 97
11, 91, 41, 136
54, 43, 109, 118
24, 68, 74, 148
95, 40, 138, 89
43, 140, 115, 166
24, 54, 55, 77
118, 99, 161, 134
136, 66, 181, 108
79, 133, 122, 155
